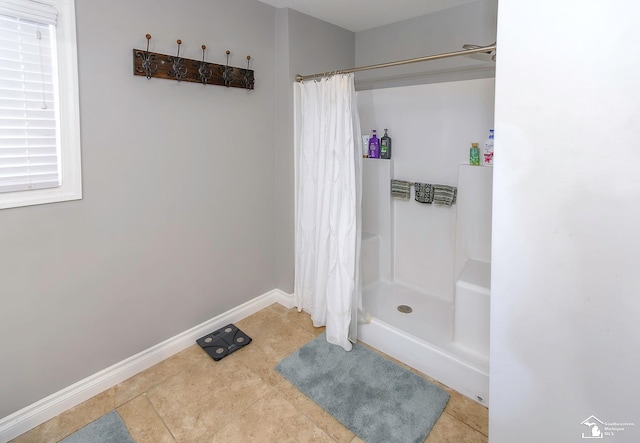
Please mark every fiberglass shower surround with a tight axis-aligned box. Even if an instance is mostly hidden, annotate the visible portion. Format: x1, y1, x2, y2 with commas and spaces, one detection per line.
356, 79, 494, 405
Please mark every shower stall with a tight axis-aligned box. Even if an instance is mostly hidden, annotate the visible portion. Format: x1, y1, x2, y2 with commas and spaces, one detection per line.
356, 78, 494, 405
295, 43, 496, 405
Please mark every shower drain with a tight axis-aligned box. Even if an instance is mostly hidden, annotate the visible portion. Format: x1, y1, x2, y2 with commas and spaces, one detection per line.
397, 305, 413, 314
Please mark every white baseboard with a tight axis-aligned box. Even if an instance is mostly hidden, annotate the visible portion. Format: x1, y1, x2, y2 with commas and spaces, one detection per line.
274, 289, 295, 309
0, 289, 294, 443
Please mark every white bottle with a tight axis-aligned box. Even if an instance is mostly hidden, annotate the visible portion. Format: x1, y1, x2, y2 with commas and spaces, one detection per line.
483, 129, 494, 166
362, 135, 370, 158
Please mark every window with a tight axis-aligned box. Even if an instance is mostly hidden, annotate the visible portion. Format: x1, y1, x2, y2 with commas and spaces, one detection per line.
0, 0, 81, 209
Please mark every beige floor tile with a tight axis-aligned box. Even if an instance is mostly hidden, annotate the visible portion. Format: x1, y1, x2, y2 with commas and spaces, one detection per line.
232, 342, 290, 387
11, 388, 115, 443
117, 395, 175, 443
209, 391, 334, 443
424, 412, 488, 443
282, 308, 326, 337
266, 303, 325, 336
276, 379, 355, 443
115, 345, 204, 406
11, 305, 489, 443
253, 323, 314, 359
266, 302, 290, 315
234, 310, 316, 386
146, 356, 273, 443
235, 307, 285, 336
444, 390, 488, 436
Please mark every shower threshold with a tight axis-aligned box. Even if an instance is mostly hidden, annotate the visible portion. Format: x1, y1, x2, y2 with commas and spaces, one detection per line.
358, 280, 489, 405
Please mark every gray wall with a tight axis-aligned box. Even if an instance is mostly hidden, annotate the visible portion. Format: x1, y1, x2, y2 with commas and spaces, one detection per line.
0, 0, 356, 420
274, 9, 355, 293
0, 0, 277, 418
354, 0, 497, 89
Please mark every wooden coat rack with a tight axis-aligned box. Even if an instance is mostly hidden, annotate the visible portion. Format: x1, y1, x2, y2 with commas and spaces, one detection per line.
133, 35, 255, 90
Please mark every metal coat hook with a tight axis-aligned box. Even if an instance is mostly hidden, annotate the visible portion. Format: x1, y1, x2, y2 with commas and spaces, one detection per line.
222, 50, 233, 87
243, 55, 254, 91
168, 39, 187, 81
135, 34, 157, 79
197, 45, 212, 84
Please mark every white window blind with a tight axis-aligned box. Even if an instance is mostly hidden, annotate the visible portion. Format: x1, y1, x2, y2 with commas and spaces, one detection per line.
0, 0, 60, 194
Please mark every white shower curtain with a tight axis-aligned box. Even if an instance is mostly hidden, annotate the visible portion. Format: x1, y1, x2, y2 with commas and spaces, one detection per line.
294, 73, 362, 351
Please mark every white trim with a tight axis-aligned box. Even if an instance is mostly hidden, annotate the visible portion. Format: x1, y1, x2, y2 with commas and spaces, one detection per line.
273, 288, 294, 309
0, 289, 294, 442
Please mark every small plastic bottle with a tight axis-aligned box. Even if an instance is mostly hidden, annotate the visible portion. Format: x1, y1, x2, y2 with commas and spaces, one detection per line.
362, 135, 370, 158
368, 130, 379, 159
469, 142, 480, 165
380, 129, 392, 159
483, 129, 494, 166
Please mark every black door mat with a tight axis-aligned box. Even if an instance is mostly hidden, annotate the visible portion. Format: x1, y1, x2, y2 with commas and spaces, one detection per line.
197, 324, 252, 361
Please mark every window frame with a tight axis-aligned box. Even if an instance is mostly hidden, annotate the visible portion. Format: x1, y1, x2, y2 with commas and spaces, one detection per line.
0, 0, 81, 210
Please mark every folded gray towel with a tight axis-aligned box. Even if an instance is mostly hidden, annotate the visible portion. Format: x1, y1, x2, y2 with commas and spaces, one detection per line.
391, 180, 412, 200
432, 185, 457, 206
414, 183, 434, 204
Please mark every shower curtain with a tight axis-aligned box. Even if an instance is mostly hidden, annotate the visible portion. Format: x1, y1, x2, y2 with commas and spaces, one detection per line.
293, 73, 362, 351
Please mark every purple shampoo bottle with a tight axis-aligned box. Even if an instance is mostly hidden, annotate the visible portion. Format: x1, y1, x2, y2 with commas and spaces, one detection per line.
368, 130, 380, 158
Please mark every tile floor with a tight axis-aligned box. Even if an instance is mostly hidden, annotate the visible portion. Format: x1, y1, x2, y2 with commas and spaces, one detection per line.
12, 304, 488, 443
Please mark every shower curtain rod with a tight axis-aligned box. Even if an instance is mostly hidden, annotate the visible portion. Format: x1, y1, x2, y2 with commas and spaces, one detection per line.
295, 43, 496, 82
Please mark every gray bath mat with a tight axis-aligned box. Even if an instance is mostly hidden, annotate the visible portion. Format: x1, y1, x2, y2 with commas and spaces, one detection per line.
60, 410, 134, 443
276, 333, 449, 443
